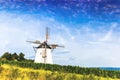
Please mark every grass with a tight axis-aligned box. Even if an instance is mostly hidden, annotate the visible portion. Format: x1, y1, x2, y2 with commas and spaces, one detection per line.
0, 64, 119, 80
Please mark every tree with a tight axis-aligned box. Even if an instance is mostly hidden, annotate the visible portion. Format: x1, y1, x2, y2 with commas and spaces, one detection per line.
12, 53, 18, 61
18, 52, 25, 61
1, 52, 12, 60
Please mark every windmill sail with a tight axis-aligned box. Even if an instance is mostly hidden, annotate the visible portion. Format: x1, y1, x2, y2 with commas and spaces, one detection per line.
46, 27, 49, 42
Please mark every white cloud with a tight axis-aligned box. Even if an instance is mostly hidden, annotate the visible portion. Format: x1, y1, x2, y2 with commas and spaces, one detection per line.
0, 12, 46, 55
0, 11, 120, 67
99, 23, 117, 42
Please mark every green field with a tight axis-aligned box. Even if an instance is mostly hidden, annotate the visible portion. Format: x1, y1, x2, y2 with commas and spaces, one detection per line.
0, 60, 120, 80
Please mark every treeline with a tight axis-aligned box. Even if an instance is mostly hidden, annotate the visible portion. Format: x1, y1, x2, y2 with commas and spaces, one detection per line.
0, 60, 120, 79
0, 52, 33, 62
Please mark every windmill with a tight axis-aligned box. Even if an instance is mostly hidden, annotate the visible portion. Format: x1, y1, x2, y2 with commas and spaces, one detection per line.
27, 27, 64, 64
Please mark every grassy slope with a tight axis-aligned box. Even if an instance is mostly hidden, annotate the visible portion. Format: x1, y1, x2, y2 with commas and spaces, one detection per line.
0, 64, 119, 80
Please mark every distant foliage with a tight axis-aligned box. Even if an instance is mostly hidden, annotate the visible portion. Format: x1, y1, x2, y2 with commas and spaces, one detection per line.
0, 52, 33, 62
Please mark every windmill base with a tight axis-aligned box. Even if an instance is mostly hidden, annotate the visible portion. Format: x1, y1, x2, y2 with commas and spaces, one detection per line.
34, 48, 53, 64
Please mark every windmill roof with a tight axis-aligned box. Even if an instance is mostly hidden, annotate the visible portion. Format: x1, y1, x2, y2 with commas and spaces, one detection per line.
36, 42, 51, 49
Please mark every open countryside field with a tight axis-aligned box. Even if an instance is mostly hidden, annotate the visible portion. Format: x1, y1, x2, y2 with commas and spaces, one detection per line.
0, 63, 120, 80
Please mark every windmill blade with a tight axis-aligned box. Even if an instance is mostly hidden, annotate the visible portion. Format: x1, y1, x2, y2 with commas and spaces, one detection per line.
57, 45, 64, 48
46, 27, 49, 42
33, 46, 36, 53
50, 44, 64, 49
27, 55, 35, 59
26, 40, 41, 44
50, 44, 58, 49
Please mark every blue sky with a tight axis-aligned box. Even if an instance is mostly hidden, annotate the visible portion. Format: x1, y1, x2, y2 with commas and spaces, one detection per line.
0, 0, 120, 67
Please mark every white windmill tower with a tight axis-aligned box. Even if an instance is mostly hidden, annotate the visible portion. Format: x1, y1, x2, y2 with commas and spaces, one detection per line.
27, 27, 64, 64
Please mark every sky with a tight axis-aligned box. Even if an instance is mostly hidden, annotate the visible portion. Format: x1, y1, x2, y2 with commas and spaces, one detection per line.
0, 0, 120, 67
